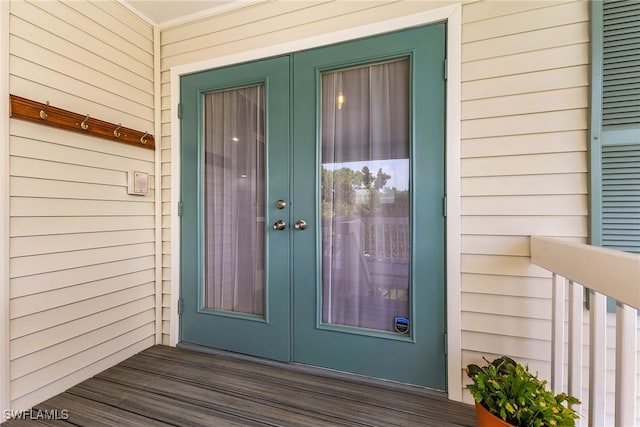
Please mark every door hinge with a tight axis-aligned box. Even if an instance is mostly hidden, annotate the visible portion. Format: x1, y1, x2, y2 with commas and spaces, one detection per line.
178, 201, 184, 217
444, 331, 448, 354
178, 298, 184, 315
177, 103, 183, 119
443, 58, 448, 81
443, 195, 447, 217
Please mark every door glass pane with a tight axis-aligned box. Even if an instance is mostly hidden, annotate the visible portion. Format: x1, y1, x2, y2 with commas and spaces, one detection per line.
321, 58, 410, 333
203, 85, 265, 316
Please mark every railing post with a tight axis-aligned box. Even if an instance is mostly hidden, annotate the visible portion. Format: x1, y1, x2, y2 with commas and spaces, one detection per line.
615, 303, 637, 427
588, 291, 607, 427
551, 273, 566, 393
568, 280, 584, 426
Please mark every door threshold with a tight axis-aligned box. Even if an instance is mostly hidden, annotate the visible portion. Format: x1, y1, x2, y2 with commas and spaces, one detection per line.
177, 341, 449, 400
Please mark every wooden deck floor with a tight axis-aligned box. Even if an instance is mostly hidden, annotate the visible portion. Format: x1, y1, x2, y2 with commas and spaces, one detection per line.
6, 345, 477, 426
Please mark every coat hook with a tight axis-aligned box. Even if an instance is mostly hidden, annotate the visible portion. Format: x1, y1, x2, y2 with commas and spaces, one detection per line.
39, 101, 50, 120
81, 114, 90, 130
114, 123, 122, 138
140, 131, 148, 144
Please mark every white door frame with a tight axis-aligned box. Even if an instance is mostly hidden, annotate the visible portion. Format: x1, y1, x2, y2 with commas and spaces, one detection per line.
169, 3, 463, 401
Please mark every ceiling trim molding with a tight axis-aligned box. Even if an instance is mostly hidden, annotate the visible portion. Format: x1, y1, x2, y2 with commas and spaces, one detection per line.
118, 0, 268, 28
117, 0, 157, 26
159, 0, 267, 29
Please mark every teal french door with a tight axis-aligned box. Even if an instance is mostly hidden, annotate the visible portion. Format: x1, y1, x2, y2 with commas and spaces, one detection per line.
180, 57, 291, 361
181, 23, 446, 389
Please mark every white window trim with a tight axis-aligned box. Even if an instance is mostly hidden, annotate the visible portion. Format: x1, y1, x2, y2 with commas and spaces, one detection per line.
169, 3, 463, 401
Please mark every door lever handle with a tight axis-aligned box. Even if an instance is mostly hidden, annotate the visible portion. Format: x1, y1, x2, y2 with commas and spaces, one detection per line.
273, 220, 286, 230
294, 219, 308, 231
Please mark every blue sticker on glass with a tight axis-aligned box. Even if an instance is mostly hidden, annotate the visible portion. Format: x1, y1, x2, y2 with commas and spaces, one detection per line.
394, 317, 409, 334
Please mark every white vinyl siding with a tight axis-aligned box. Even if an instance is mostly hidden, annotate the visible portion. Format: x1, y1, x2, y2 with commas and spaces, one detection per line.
8, 0, 155, 410
460, 0, 589, 401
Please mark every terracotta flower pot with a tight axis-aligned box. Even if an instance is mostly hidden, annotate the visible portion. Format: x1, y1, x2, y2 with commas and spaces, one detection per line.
474, 401, 514, 427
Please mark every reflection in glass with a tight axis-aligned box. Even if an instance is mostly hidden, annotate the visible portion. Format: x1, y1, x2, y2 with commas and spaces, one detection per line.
203, 85, 265, 316
321, 58, 411, 333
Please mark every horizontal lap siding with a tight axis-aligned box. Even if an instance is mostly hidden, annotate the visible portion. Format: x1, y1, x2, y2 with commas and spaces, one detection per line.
8, 0, 155, 410
460, 0, 589, 404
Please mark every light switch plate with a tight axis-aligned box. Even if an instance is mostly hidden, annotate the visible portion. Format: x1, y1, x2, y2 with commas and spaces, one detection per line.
128, 171, 149, 195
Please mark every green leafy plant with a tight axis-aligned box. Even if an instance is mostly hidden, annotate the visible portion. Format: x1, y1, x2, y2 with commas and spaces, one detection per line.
466, 356, 580, 427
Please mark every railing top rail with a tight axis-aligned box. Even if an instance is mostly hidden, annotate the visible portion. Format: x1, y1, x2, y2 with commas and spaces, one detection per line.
530, 236, 640, 309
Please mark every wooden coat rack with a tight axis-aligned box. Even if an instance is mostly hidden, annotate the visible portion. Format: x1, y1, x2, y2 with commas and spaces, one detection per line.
9, 95, 155, 150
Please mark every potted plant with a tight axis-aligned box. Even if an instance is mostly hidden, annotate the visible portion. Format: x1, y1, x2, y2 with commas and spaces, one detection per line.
466, 356, 580, 427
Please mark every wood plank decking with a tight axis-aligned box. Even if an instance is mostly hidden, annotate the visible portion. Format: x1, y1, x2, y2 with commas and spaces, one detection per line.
5, 345, 477, 426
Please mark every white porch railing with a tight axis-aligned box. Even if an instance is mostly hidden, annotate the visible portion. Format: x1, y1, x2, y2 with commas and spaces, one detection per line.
530, 236, 640, 427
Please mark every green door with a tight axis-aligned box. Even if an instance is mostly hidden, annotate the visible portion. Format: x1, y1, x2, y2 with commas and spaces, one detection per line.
180, 56, 291, 361
181, 23, 446, 389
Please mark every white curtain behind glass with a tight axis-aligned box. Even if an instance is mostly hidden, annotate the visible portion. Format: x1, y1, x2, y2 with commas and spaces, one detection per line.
321, 59, 411, 333
203, 86, 265, 316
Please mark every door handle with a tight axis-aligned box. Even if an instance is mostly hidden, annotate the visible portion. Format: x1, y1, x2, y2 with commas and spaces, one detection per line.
273, 220, 287, 230
294, 219, 308, 231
